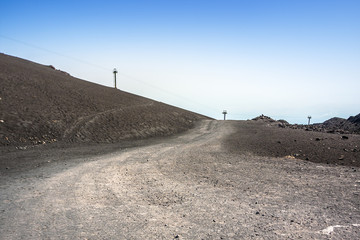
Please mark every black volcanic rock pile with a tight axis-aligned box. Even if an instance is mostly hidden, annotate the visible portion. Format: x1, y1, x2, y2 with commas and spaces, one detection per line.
251, 114, 276, 122
252, 114, 360, 134
348, 114, 360, 124
316, 114, 360, 134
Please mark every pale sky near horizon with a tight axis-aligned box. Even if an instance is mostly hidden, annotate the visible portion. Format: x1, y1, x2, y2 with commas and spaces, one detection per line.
1, 0, 359, 123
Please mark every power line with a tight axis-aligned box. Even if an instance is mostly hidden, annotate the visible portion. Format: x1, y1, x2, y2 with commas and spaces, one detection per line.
0, 34, 111, 72
0, 34, 219, 115
118, 72, 219, 113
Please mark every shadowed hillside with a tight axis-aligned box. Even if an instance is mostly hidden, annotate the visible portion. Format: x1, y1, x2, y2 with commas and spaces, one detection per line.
0, 54, 210, 146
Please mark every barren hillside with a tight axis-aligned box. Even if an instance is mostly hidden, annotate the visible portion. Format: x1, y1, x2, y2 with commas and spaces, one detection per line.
0, 54, 210, 147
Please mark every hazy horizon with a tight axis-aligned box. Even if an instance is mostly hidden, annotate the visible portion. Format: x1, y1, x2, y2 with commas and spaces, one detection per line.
1, 0, 359, 124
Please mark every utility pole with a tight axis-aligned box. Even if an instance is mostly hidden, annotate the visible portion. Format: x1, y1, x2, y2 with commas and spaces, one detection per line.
308, 115, 312, 125
113, 68, 118, 89
222, 110, 227, 120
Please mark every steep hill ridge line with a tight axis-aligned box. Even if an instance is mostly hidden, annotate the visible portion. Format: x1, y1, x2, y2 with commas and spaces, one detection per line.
0, 53, 210, 146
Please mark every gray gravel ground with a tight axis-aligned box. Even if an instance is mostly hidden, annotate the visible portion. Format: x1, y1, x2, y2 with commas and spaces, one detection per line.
1, 120, 359, 239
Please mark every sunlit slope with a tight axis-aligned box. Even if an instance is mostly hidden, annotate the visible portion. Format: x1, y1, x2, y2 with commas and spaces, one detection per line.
0, 54, 210, 146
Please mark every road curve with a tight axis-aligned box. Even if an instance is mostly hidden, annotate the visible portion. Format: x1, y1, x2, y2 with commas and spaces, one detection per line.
1, 120, 359, 239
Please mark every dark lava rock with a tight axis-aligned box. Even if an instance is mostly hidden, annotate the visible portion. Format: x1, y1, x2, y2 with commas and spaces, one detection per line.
348, 113, 360, 124
252, 115, 276, 122
323, 117, 347, 128
277, 114, 360, 135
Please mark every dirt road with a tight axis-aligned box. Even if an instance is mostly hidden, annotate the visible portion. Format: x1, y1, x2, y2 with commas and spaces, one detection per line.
1, 120, 359, 239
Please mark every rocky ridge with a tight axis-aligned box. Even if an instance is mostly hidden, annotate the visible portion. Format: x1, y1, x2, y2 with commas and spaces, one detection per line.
252, 114, 360, 134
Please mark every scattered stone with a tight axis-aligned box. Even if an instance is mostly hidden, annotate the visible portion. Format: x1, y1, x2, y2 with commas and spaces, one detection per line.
174, 235, 179, 239
278, 119, 289, 124
252, 114, 276, 122
256, 211, 260, 215
315, 138, 321, 141
339, 155, 345, 160
342, 136, 349, 140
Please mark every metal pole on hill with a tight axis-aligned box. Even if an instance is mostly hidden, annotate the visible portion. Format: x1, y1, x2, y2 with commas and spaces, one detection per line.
308, 115, 312, 125
223, 110, 227, 120
113, 68, 118, 89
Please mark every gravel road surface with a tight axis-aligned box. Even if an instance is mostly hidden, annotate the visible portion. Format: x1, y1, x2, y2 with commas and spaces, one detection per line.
1, 120, 359, 239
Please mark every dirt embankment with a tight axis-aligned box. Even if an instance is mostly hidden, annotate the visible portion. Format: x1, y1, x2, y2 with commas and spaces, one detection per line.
225, 120, 360, 167
0, 54, 209, 147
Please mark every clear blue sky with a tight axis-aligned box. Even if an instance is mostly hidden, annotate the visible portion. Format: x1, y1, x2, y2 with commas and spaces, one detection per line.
1, 0, 359, 123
